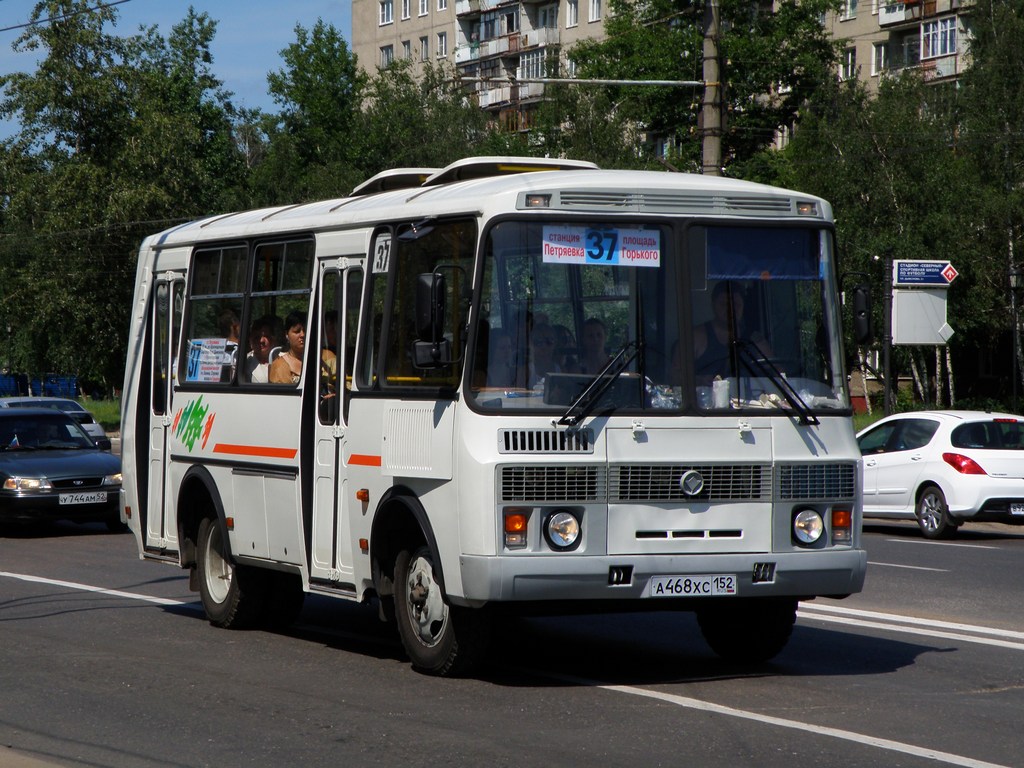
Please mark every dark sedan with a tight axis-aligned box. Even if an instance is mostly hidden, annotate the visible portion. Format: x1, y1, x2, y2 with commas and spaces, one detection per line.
0, 409, 122, 529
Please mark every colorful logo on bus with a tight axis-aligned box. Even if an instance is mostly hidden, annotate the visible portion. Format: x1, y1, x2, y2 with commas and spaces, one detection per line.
173, 396, 215, 452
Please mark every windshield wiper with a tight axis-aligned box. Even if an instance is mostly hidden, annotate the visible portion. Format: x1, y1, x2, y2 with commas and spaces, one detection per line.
734, 340, 819, 426
557, 341, 640, 426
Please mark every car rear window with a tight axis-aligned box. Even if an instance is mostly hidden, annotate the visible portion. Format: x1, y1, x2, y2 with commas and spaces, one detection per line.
951, 421, 1024, 450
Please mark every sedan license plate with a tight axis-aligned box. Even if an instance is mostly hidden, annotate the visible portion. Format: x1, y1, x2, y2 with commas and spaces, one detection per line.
648, 574, 737, 598
1012, 503, 1024, 516
59, 492, 107, 506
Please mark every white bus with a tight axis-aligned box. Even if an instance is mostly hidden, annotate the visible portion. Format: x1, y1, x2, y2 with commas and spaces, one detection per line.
121, 157, 867, 675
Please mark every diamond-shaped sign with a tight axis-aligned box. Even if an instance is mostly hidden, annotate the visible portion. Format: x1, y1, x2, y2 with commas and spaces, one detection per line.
942, 264, 958, 283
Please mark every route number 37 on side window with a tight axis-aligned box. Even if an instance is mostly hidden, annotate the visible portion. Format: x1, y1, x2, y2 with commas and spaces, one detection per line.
648, 574, 737, 597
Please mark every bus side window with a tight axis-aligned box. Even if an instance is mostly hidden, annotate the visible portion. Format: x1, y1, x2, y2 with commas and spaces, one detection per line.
182, 244, 246, 385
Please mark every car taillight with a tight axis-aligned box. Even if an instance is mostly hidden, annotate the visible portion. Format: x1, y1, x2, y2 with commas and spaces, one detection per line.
942, 452, 987, 475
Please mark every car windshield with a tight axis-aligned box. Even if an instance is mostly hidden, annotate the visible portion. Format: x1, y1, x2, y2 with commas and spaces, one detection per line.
468, 220, 849, 415
0, 413, 96, 450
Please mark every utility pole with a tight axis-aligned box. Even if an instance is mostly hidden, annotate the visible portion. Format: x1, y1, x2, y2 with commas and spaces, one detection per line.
701, 0, 722, 176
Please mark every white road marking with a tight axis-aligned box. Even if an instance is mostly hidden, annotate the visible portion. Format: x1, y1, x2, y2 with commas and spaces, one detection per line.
867, 560, 948, 572
572, 679, 1011, 768
0, 571, 187, 606
886, 538, 999, 550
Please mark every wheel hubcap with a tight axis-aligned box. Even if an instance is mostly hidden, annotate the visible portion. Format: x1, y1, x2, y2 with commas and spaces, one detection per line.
204, 525, 232, 603
406, 554, 448, 647
920, 495, 942, 532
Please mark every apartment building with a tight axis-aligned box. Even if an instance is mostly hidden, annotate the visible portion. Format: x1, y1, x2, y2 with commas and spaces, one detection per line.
824, 0, 972, 90
351, 0, 607, 128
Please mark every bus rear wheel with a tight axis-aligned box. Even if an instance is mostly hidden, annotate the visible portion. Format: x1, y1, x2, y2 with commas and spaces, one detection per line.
196, 516, 265, 629
696, 598, 797, 663
394, 544, 489, 676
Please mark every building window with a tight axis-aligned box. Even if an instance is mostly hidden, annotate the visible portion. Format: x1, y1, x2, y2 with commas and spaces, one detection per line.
872, 42, 887, 75
402, 0, 410, 19
520, 50, 544, 80
893, 32, 920, 69
437, 31, 448, 58
419, 0, 428, 15
589, 0, 601, 22
840, 0, 857, 19
380, 0, 393, 25
567, 0, 578, 27
438, 0, 447, 9
380, 45, 394, 67
403, 39, 412, 59
841, 47, 856, 80
922, 17, 957, 59
420, 36, 429, 61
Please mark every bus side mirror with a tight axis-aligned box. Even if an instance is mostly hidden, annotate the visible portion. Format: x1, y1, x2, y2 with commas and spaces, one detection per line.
413, 272, 452, 368
852, 283, 873, 345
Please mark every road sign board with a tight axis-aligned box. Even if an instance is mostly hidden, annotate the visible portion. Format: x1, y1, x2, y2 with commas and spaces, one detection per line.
893, 259, 958, 287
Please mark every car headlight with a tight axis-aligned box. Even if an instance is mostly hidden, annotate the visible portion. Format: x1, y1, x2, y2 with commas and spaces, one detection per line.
3, 477, 53, 491
545, 510, 581, 550
102, 473, 122, 486
793, 509, 824, 545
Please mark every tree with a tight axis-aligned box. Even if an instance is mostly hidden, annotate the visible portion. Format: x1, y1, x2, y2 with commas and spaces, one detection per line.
569, 0, 842, 172
352, 60, 496, 178
0, 2, 244, 391
257, 19, 366, 202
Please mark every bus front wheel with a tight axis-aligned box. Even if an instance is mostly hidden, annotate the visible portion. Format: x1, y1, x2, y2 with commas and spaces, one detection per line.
196, 516, 265, 629
394, 544, 489, 676
696, 598, 797, 663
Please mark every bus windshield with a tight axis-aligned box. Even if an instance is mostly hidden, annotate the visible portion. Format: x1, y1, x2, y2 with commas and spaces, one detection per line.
469, 219, 849, 415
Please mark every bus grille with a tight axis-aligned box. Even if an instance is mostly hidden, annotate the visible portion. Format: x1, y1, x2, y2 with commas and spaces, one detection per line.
610, 464, 772, 502
499, 466, 605, 502
498, 428, 594, 454
778, 463, 857, 500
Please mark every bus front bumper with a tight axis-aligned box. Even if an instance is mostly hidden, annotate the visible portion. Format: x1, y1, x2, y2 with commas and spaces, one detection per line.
456, 549, 867, 606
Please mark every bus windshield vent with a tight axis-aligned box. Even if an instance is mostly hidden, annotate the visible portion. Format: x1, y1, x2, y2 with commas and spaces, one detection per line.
499, 428, 594, 454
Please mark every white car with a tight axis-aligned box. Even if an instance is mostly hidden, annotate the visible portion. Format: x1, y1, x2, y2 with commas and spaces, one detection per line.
857, 410, 1024, 538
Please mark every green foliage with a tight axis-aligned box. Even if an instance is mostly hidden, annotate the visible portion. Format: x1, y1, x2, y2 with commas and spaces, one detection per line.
0, 2, 244, 390
569, 0, 842, 170
352, 60, 493, 178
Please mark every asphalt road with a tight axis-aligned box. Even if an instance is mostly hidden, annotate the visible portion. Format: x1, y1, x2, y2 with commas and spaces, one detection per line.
1, 520, 1022, 768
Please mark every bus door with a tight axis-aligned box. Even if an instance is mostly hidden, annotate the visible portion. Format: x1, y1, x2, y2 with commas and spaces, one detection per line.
310, 262, 364, 587
146, 274, 184, 551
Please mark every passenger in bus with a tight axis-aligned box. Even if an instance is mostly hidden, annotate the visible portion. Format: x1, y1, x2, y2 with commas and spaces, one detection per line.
526, 323, 561, 388
269, 311, 306, 384
218, 308, 241, 381
269, 310, 338, 387
552, 324, 577, 372
693, 281, 771, 381
573, 317, 611, 375
324, 310, 338, 355
484, 329, 518, 387
245, 314, 280, 383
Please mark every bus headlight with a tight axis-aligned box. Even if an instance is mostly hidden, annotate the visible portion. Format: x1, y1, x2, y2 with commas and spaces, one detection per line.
545, 510, 581, 550
793, 509, 824, 545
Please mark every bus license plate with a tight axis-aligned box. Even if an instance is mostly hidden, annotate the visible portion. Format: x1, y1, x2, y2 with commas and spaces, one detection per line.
1012, 503, 1024, 516
59, 492, 107, 505
648, 574, 737, 598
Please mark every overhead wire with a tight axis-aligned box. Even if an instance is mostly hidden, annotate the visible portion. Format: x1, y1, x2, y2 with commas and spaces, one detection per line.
0, 0, 133, 34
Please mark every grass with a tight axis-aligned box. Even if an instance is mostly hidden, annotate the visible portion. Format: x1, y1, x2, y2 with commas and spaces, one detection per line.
82, 398, 121, 434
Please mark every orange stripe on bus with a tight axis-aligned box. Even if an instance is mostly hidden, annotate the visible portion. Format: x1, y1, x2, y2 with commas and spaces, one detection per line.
212, 443, 298, 460
349, 453, 382, 466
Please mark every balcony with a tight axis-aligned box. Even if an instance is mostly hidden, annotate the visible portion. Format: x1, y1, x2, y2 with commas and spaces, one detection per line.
520, 26, 560, 47
455, 0, 479, 15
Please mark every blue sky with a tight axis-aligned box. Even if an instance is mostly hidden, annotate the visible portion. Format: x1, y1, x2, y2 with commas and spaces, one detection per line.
0, 0, 352, 136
